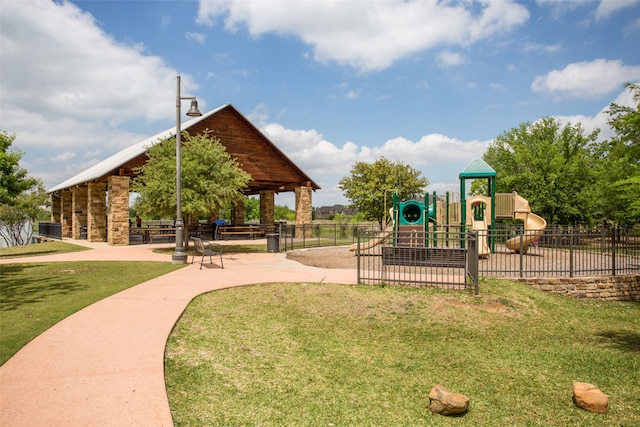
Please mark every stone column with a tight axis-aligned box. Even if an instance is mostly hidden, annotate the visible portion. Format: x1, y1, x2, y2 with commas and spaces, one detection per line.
108, 176, 130, 246
72, 185, 88, 240
231, 198, 245, 225
295, 184, 313, 238
61, 190, 73, 238
87, 181, 107, 242
259, 190, 275, 225
50, 193, 61, 223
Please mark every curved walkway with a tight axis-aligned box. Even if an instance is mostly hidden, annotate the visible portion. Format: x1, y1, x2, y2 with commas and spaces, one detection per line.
0, 240, 357, 427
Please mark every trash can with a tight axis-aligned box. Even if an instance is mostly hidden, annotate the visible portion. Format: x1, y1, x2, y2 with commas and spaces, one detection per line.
266, 233, 279, 253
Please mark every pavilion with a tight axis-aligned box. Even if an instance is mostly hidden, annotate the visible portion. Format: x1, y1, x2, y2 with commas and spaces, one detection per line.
47, 103, 320, 245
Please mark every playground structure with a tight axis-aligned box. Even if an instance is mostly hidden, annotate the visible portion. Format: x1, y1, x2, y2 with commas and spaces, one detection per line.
351, 158, 547, 258
388, 191, 545, 254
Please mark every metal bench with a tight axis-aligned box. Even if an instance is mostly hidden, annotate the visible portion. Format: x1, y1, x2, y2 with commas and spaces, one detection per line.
382, 246, 467, 268
191, 237, 224, 269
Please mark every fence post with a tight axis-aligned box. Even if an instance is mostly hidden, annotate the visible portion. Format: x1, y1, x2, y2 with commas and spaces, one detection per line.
302, 224, 307, 248
356, 230, 361, 284
569, 226, 574, 277
519, 227, 524, 278
611, 226, 617, 276
467, 231, 479, 296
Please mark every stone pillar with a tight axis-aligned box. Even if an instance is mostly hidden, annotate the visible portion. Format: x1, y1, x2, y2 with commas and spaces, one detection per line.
295, 184, 313, 238
87, 181, 107, 242
51, 193, 61, 223
108, 176, 130, 246
61, 190, 73, 238
259, 190, 275, 225
231, 198, 245, 225
72, 185, 88, 240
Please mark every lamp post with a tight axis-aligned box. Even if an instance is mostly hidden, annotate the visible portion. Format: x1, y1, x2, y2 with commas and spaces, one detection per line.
172, 75, 202, 264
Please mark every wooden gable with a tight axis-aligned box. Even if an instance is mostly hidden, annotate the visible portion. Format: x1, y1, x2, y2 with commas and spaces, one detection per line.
98, 104, 319, 195
186, 104, 320, 195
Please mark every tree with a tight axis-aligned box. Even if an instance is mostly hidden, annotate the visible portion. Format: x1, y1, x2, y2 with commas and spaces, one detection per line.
244, 197, 260, 221
274, 205, 295, 221
483, 117, 601, 224
0, 131, 48, 246
597, 82, 640, 225
338, 157, 428, 228
131, 132, 251, 236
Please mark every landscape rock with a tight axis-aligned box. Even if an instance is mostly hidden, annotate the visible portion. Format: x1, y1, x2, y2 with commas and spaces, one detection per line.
428, 384, 469, 416
572, 382, 609, 414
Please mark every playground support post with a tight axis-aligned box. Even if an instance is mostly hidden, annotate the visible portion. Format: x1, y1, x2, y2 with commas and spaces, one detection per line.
392, 192, 399, 246
424, 192, 429, 247
445, 191, 450, 247
460, 180, 466, 248
432, 191, 438, 247
489, 176, 496, 252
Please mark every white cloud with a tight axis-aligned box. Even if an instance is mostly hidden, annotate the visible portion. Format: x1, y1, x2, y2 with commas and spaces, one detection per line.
415, 80, 430, 90
345, 91, 358, 100
552, 86, 636, 141
53, 152, 77, 162
536, 0, 585, 19
622, 16, 640, 36
595, 0, 640, 21
531, 59, 640, 99
521, 42, 562, 54
0, 0, 194, 189
260, 120, 490, 203
437, 51, 467, 67
261, 84, 634, 206
186, 31, 207, 44
196, 0, 529, 72
375, 135, 489, 167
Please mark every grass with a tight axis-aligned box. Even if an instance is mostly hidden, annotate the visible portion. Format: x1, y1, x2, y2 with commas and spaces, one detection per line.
0, 242, 183, 365
165, 280, 640, 426
0, 240, 90, 259
0, 240, 263, 365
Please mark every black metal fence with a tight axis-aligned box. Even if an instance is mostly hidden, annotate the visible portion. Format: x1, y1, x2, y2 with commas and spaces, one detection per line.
479, 224, 640, 277
37, 222, 62, 240
355, 229, 478, 293
355, 225, 639, 289
278, 222, 379, 251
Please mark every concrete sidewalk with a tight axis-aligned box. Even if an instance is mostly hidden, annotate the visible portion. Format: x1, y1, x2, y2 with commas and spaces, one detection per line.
0, 241, 357, 427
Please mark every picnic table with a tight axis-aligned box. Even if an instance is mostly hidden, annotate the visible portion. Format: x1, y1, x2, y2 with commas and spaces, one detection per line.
218, 225, 265, 240
217, 225, 276, 240
130, 226, 176, 243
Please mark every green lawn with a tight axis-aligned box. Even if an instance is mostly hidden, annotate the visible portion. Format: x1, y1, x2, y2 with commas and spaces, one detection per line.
0, 240, 90, 259
2, 241, 638, 425
165, 280, 640, 426
0, 240, 264, 365
0, 242, 183, 365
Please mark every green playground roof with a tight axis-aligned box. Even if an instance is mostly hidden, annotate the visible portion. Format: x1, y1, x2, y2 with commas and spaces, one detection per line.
459, 158, 496, 178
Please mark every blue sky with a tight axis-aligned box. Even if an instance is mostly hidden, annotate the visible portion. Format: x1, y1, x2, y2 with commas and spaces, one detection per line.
1, 0, 639, 209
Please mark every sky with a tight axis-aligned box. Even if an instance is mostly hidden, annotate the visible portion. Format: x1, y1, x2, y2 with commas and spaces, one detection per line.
1, 0, 639, 209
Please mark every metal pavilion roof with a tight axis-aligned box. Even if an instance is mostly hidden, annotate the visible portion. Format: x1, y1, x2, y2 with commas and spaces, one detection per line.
48, 104, 229, 193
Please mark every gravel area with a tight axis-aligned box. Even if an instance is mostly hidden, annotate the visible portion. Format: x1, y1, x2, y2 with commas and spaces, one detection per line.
285, 246, 357, 269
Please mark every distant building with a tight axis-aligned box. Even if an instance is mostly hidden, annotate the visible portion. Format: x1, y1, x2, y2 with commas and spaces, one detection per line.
315, 204, 357, 220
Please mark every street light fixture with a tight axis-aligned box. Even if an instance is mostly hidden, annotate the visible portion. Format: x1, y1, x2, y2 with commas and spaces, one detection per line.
172, 75, 202, 264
